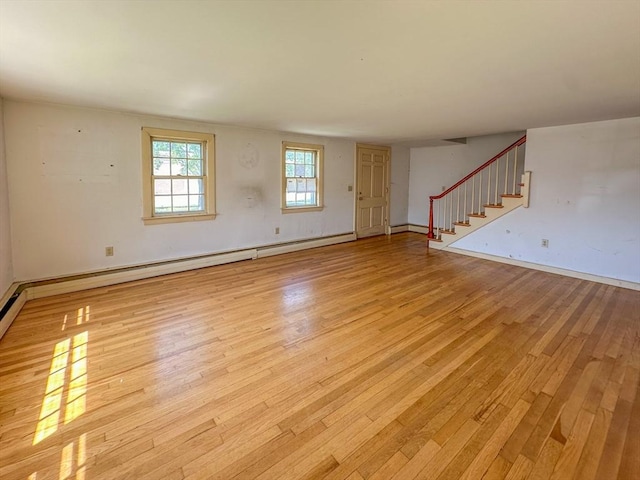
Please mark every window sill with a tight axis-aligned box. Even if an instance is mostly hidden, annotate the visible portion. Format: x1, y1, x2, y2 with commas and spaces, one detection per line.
142, 213, 216, 225
281, 206, 324, 214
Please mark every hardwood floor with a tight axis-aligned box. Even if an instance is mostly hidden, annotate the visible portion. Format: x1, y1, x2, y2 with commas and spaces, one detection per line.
0, 233, 638, 480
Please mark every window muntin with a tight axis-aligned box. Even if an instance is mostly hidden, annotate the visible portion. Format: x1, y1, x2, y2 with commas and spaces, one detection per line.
141, 127, 215, 225
282, 142, 323, 212
152, 139, 205, 215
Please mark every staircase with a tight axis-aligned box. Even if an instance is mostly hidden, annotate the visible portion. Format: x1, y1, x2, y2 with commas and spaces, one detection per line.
427, 135, 530, 249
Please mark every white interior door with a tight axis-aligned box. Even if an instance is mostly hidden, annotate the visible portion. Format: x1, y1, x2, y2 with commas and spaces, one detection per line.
356, 145, 390, 238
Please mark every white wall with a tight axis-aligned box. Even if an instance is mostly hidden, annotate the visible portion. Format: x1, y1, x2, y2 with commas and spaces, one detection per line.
4, 101, 357, 281
408, 132, 525, 226
0, 99, 14, 296
453, 117, 640, 284
390, 145, 409, 226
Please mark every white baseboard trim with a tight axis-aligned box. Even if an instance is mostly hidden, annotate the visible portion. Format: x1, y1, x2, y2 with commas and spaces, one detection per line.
257, 233, 356, 258
27, 249, 258, 300
11, 232, 357, 304
0, 290, 27, 340
390, 225, 409, 234
408, 224, 429, 235
0, 282, 19, 308
446, 246, 640, 291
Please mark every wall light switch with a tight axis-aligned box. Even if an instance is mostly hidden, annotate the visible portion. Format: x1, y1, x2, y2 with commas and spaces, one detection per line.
105, 246, 114, 256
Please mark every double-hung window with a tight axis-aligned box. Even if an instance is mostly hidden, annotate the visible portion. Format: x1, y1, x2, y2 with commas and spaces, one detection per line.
141, 127, 216, 225
282, 141, 324, 213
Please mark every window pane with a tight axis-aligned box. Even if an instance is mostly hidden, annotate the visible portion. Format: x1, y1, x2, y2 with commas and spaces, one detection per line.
286, 179, 296, 193
307, 178, 316, 192
188, 178, 203, 194
286, 150, 295, 161
286, 192, 296, 205
296, 178, 306, 192
285, 164, 295, 177
304, 165, 314, 177
305, 152, 313, 164
295, 164, 305, 176
187, 143, 202, 159
189, 195, 204, 211
154, 196, 172, 214
172, 179, 188, 194
295, 151, 304, 162
152, 141, 170, 158
154, 179, 171, 195
171, 159, 187, 176
171, 142, 187, 158
153, 158, 170, 175
173, 195, 189, 212
187, 159, 202, 176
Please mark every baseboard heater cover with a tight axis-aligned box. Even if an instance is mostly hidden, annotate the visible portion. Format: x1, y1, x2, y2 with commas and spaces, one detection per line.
0, 232, 357, 339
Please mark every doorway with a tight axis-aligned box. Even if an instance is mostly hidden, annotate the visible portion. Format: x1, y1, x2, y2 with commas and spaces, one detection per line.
355, 144, 390, 238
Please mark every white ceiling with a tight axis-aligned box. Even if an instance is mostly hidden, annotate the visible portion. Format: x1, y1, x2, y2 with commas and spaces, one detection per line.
1, 0, 639, 144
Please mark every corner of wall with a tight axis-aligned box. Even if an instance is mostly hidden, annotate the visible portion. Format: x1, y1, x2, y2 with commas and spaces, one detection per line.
390, 145, 410, 226
0, 97, 15, 298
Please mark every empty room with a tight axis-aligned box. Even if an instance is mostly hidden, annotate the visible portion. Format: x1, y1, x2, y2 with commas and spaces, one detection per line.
0, 1, 639, 479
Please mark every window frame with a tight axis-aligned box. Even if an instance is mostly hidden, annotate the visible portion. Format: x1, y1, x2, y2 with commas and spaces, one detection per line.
281, 141, 324, 213
141, 127, 216, 225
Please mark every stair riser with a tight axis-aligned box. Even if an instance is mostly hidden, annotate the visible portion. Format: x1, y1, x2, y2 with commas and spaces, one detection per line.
432, 196, 523, 248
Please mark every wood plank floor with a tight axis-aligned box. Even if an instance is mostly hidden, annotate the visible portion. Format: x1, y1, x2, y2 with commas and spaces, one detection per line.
0, 233, 638, 480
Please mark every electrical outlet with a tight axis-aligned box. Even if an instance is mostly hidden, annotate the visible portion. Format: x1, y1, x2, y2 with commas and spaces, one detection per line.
348, 185, 353, 192
275, 227, 280, 234
105, 246, 114, 256
541, 239, 549, 248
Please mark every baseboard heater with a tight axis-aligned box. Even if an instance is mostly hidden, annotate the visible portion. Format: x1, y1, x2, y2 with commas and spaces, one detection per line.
0, 232, 356, 339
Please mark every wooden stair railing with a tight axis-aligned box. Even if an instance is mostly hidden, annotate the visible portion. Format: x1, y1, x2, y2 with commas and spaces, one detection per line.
428, 135, 527, 242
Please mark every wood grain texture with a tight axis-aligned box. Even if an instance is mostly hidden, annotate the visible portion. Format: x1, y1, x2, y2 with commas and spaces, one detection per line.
0, 233, 638, 480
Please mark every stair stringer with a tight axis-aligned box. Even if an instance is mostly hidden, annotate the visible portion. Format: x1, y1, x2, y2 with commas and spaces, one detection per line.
428, 196, 523, 250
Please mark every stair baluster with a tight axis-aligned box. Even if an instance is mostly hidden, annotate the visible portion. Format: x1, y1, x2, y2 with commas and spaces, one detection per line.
494, 159, 499, 206
512, 146, 518, 194
504, 151, 509, 195
478, 171, 482, 215
463, 180, 468, 224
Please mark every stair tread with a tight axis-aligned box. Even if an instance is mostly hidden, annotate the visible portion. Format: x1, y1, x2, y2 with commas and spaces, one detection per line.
440, 229, 456, 235
468, 213, 486, 218
428, 238, 443, 242
501, 194, 523, 198
484, 204, 504, 208
453, 221, 470, 226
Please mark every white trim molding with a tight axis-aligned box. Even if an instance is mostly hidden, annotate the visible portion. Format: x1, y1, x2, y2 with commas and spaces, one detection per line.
446, 246, 640, 291
389, 225, 409, 234
257, 233, 355, 258
0, 283, 25, 340
408, 224, 429, 235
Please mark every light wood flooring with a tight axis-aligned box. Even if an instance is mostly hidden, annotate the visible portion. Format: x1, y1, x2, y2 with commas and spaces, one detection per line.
0, 233, 638, 480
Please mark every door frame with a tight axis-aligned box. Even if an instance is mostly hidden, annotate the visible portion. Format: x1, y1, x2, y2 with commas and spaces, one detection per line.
355, 143, 391, 238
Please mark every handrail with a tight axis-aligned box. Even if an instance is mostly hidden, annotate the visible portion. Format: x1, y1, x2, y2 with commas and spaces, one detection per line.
429, 134, 526, 201
427, 134, 526, 240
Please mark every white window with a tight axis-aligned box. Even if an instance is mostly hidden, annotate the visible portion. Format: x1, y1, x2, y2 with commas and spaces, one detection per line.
141, 127, 216, 225
282, 141, 324, 213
